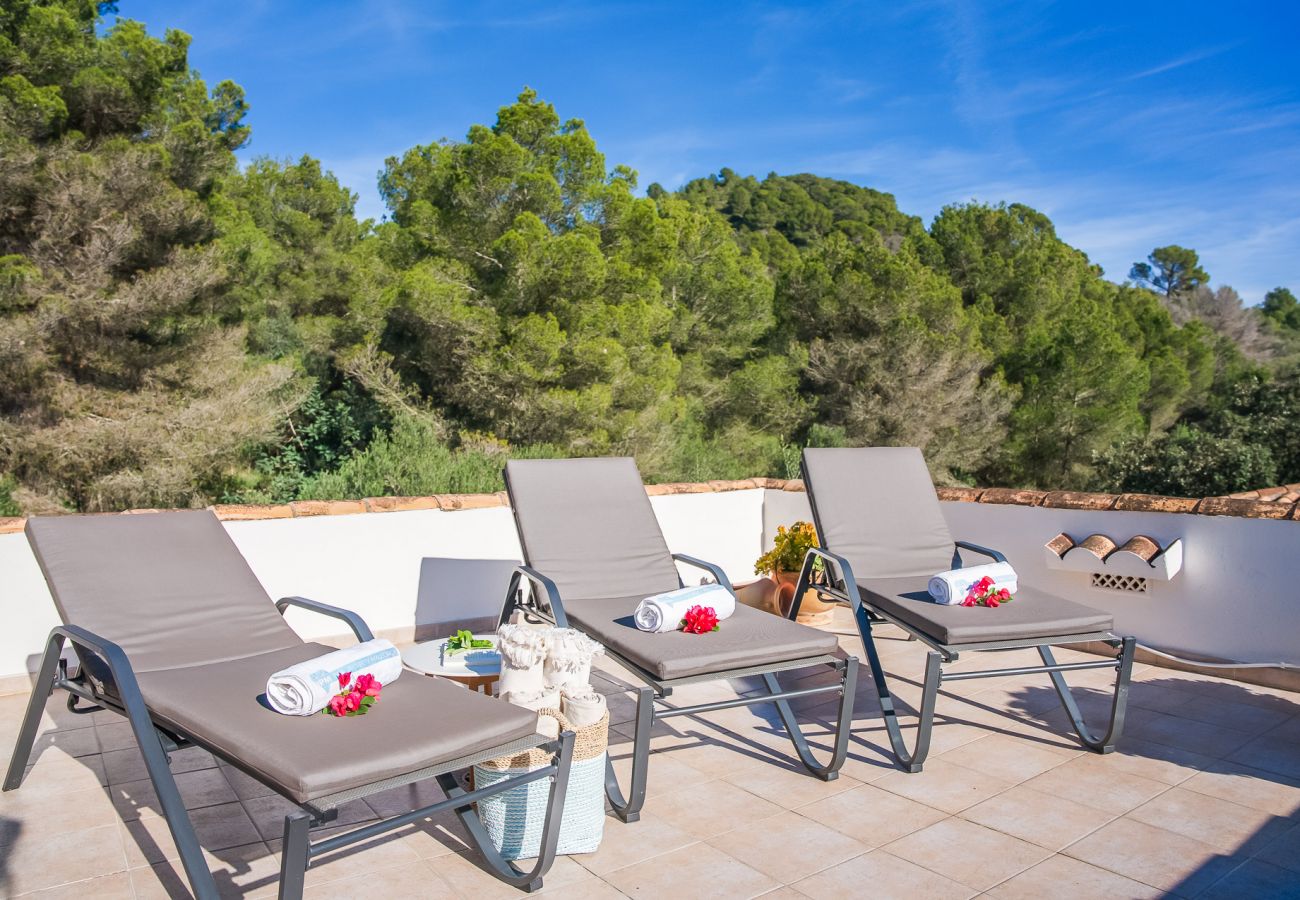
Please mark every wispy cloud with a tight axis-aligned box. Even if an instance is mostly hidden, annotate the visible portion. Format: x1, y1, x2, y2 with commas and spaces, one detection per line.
1122, 43, 1241, 82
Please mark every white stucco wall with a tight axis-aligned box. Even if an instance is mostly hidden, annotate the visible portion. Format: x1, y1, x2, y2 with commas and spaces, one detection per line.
0, 489, 768, 682
760, 489, 1300, 668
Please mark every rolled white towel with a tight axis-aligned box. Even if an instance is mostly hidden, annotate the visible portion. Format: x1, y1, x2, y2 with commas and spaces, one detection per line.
560, 686, 607, 728
502, 687, 560, 712
535, 714, 561, 740
543, 629, 604, 689
266, 639, 402, 716
928, 562, 1018, 605
634, 583, 737, 633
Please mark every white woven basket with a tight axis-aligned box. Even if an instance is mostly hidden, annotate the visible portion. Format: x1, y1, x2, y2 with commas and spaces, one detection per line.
473, 709, 608, 860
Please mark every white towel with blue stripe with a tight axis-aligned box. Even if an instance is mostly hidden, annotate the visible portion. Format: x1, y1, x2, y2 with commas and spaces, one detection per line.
927, 562, 1018, 605
265, 639, 403, 715
634, 583, 736, 633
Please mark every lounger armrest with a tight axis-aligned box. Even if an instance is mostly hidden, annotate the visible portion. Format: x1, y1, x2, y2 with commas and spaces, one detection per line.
276, 596, 375, 643
513, 565, 570, 628
790, 547, 861, 620
954, 540, 1008, 564
51, 624, 149, 711
672, 553, 735, 593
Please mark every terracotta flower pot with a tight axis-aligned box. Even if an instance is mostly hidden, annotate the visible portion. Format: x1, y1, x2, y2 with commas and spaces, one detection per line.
773, 570, 837, 627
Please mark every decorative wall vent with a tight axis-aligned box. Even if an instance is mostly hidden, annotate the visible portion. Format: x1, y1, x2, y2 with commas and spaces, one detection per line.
1091, 572, 1149, 593
1044, 532, 1183, 581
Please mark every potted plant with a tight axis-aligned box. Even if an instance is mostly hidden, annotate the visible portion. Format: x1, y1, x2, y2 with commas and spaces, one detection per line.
754, 522, 837, 627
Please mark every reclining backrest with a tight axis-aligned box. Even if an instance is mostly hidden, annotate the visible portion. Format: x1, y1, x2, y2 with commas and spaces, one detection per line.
26, 510, 302, 673
802, 447, 955, 579
504, 458, 683, 603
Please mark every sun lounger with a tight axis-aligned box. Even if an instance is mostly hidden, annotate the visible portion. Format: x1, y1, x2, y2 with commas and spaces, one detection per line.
4, 510, 574, 898
500, 457, 858, 822
798, 447, 1135, 773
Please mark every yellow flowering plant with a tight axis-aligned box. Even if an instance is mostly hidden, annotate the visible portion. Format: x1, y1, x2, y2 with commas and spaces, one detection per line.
754, 521, 822, 575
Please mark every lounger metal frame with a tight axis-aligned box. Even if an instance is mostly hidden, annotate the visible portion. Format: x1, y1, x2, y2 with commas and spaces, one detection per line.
4, 598, 575, 900
499, 557, 858, 824
797, 461, 1134, 773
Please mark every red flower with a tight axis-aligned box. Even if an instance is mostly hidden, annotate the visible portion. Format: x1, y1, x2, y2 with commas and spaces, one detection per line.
337, 671, 352, 690
327, 695, 346, 717
355, 673, 382, 697
681, 605, 721, 634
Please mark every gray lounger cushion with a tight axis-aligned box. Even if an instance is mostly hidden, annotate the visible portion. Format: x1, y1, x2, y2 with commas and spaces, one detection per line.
505, 458, 683, 603
26, 510, 302, 672
858, 578, 1115, 645
802, 447, 956, 579
136, 643, 539, 804
506, 457, 839, 679
563, 595, 840, 681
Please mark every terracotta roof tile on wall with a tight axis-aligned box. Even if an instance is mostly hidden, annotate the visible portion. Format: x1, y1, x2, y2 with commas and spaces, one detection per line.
0, 477, 1297, 528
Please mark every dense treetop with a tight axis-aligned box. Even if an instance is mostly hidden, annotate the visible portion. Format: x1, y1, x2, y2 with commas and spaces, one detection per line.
0, 2, 1295, 514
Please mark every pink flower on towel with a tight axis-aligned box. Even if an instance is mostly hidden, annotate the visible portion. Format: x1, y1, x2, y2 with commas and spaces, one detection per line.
327, 695, 347, 717
338, 671, 352, 690
355, 673, 382, 697
680, 605, 721, 634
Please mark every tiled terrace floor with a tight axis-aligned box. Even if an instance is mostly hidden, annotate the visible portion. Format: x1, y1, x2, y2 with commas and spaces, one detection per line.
1, 612, 1298, 898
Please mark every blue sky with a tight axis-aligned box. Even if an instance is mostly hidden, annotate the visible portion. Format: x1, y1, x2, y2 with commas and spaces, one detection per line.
123, 1, 1298, 302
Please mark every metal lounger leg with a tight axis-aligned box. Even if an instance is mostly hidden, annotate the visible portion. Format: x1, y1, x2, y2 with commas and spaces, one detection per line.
278, 811, 312, 900
605, 685, 653, 823
761, 656, 857, 781
2, 633, 63, 792
436, 730, 576, 892
854, 602, 941, 774
1041, 636, 1135, 753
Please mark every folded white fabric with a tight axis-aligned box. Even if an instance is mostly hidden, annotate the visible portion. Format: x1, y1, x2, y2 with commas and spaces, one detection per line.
543, 629, 604, 689
266, 639, 402, 716
927, 562, 1018, 605
633, 583, 736, 633
496, 624, 551, 696
535, 714, 561, 740
502, 687, 560, 712
560, 686, 607, 728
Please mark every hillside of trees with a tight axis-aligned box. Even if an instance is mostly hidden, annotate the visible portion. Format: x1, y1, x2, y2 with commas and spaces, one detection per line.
2, 2, 1297, 515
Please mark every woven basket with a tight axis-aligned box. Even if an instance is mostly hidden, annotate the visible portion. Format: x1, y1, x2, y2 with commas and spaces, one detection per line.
473, 708, 608, 859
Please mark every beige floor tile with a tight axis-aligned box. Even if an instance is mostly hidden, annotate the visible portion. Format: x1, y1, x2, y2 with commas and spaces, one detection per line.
984, 853, 1164, 899
1065, 816, 1239, 894
722, 760, 862, 809
16, 752, 107, 798
295, 831, 423, 890
793, 848, 974, 899
424, 849, 554, 900
1253, 822, 1300, 874
1128, 710, 1256, 758
753, 888, 808, 900
883, 817, 1051, 891
960, 784, 1116, 850
1181, 760, 1300, 816
1100, 735, 1218, 785
298, 859, 440, 899
643, 777, 784, 839
121, 801, 263, 867
109, 767, 237, 821
1127, 787, 1293, 854
1228, 734, 1300, 780
0, 785, 120, 850
217, 763, 279, 801
1198, 859, 1300, 900
604, 841, 780, 899
241, 794, 374, 843
17, 725, 101, 765
795, 783, 947, 847
1170, 697, 1293, 735
938, 731, 1073, 783
1022, 754, 1170, 813
873, 757, 1014, 814
1, 822, 127, 895
94, 720, 139, 753
129, 841, 279, 900
608, 742, 713, 797
15, 870, 136, 899
572, 814, 696, 876
707, 810, 867, 882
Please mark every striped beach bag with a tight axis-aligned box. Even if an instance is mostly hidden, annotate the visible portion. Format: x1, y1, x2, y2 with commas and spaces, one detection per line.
473, 708, 608, 859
